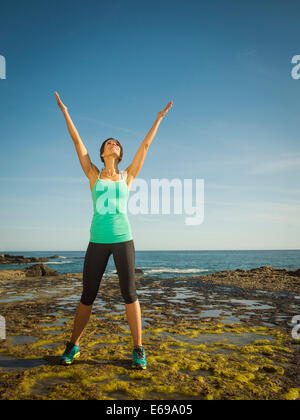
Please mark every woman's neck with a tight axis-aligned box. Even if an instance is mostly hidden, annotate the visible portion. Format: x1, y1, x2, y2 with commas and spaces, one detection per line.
102, 163, 119, 176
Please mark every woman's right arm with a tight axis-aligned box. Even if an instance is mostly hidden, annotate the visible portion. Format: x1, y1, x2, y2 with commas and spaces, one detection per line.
55, 91, 96, 178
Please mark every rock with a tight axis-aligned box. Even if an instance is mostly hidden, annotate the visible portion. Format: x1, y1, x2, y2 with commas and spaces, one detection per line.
287, 268, 300, 277
190, 265, 300, 294
0, 253, 52, 265
23, 264, 58, 277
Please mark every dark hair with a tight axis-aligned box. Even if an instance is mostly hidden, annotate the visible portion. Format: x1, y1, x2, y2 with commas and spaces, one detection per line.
100, 138, 123, 164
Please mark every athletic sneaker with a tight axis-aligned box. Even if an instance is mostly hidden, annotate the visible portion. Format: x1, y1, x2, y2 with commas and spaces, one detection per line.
59, 342, 80, 365
132, 345, 147, 369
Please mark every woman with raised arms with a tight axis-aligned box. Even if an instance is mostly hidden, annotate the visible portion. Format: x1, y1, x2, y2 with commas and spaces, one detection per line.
55, 92, 173, 369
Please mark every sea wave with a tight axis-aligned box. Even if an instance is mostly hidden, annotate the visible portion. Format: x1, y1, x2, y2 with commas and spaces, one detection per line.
46, 260, 74, 264
143, 268, 208, 274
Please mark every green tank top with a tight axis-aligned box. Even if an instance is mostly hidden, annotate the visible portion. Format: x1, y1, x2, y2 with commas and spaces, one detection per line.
89, 170, 133, 243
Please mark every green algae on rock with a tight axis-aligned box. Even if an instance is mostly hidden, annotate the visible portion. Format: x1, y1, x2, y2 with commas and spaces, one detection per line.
0, 266, 299, 400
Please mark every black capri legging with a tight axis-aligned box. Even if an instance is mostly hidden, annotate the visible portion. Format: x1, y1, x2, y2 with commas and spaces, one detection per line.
80, 239, 138, 306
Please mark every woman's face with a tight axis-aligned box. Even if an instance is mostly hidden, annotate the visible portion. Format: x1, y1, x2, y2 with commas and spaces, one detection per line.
102, 139, 121, 160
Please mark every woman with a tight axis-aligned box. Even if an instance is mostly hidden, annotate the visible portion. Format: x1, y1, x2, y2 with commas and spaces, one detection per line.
54, 92, 173, 369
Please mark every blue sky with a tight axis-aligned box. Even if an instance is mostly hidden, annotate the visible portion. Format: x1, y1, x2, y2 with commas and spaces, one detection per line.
0, 0, 300, 251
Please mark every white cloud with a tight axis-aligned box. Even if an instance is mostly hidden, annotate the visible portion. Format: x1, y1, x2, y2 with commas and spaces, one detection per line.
207, 183, 300, 195
0, 225, 87, 231
247, 156, 300, 174
73, 114, 142, 137
0, 177, 86, 183
235, 49, 280, 79
280, 152, 300, 157
208, 198, 300, 226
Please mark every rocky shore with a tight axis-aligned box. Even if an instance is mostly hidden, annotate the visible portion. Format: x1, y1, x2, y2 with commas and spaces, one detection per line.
0, 264, 299, 400
0, 254, 62, 265
0, 264, 299, 293
0, 263, 144, 279
190, 265, 300, 294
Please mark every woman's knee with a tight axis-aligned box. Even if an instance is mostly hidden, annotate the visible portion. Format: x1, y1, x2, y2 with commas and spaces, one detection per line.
79, 299, 93, 308
122, 290, 138, 304
80, 293, 96, 306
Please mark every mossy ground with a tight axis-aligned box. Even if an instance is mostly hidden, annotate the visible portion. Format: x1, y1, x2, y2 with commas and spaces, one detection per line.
0, 271, 299, 400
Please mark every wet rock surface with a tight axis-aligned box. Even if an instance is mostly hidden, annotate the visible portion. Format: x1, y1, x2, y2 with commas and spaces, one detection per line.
23, 264, 58, 277
0, 254, 60, 265
0, 265, 299, 400
188, 265, 300, 294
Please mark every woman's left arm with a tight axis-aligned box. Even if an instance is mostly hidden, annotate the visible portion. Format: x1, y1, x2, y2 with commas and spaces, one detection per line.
126, 101, 173, 179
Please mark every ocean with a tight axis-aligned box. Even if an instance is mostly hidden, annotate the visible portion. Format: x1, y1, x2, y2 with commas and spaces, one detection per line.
0, 249, 299, 279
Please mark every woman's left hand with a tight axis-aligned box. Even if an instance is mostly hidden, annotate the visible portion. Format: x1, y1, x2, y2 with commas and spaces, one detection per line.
157, 100, 173, 120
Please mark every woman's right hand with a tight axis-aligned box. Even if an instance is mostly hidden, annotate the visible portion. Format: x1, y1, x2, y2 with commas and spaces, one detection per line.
55, 91, 68, 113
